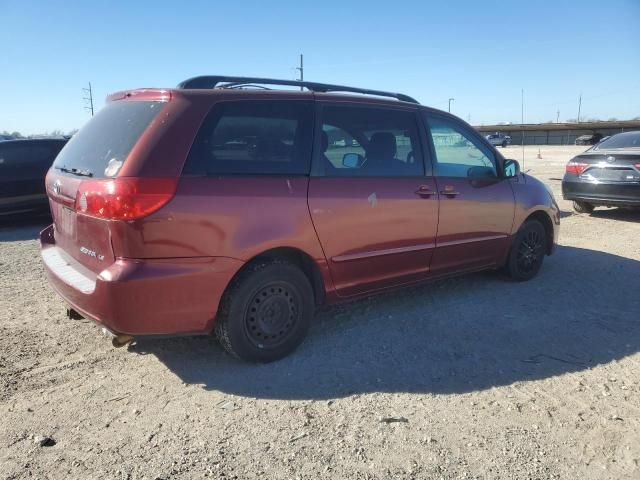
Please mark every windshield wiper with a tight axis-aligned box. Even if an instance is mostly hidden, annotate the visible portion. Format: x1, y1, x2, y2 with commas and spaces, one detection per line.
55, 165, 94, 177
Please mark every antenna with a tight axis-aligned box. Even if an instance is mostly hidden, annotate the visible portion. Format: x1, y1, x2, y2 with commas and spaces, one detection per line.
82, 82, 94, 116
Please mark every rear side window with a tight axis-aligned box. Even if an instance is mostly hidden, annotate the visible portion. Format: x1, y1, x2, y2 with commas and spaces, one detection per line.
53, 101, 164, 178
183, 100, 313, 175
316, 105, 424, 177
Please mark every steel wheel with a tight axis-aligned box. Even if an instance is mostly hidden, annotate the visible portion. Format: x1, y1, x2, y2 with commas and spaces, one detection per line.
215, 260, 314, 362
244, 283, 299, 349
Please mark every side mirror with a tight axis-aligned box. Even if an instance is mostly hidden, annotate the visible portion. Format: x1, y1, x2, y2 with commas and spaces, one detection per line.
503, 159, 520, 178
342, 153, 364, 168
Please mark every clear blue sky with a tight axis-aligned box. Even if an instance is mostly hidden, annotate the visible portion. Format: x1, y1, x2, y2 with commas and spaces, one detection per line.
1, 0, 639, 134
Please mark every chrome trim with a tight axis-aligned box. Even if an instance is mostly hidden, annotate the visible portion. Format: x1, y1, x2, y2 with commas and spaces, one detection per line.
436, 234, 507, 248
332, 243, 436, 263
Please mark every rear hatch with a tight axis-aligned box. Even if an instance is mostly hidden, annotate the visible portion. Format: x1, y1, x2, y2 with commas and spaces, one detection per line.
573, 151, 640, 184
47, 98, 167, 274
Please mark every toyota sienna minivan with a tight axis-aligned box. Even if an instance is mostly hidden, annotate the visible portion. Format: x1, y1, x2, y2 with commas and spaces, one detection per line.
41, 76, 560, 362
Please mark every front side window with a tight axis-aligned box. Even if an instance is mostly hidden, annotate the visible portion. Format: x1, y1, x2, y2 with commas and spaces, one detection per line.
427, 116, 497, 178
317, 105, 424, 177
184, 101, 313, 175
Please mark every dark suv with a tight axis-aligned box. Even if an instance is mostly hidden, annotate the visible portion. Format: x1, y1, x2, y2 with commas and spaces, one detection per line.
40, 76, 560, 362
0, 138, 67, 218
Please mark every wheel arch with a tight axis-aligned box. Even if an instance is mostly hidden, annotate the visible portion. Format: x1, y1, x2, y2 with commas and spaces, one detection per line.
232, 247, 326, 305
522, 210, 554, 255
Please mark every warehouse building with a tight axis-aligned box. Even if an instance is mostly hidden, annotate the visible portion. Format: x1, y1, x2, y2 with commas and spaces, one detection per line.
475, 120, 640, 145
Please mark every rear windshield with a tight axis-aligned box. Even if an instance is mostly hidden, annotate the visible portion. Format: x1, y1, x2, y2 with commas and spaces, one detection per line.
594, 131, 640, 150
53, 101, 164, 178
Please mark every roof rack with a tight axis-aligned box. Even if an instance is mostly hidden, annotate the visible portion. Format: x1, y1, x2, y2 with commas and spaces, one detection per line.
177, 75, 419, 104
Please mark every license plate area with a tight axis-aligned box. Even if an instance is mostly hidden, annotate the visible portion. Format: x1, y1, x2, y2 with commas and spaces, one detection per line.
583, 167, 639, 183
56, 205, 76, 239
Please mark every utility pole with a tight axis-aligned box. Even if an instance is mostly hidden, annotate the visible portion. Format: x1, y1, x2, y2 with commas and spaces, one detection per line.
556, 109, 560, 123
521, 88, 525, 168
295, 54, 304, 91
448, 98, 454, 113
577, 93, 582, 123
83, 82, 94, 116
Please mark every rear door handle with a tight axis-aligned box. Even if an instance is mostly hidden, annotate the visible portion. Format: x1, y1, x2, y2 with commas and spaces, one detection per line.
440, 190, 460, 197
415, 185, 434, 198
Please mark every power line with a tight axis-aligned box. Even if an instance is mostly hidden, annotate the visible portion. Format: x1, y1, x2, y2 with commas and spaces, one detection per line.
82, 82, 94, 116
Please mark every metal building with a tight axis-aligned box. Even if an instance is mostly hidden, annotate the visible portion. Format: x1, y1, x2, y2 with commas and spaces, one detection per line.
475, 120, 640, 145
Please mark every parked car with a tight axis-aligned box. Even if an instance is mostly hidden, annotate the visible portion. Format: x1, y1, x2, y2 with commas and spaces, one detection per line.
40, 76, 560, 362
485, 132, 511, 148
0, 138, 68, 218
563, 130, 640, 213
574, 133, 603, 145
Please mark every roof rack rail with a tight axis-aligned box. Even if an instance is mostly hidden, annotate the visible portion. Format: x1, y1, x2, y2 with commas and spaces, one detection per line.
177, 75, 419, 104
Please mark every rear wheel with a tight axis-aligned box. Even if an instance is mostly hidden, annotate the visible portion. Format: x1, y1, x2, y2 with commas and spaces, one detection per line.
573, 200, 594, 214
505, 220, 547, 281
215, 260, 314, 362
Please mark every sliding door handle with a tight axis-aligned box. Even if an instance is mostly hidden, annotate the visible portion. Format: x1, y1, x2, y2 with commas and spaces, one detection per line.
415, 185, 434, 198
440, 185, 460, 197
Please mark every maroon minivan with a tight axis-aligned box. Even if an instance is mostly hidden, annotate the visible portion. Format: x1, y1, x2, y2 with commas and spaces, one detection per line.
41, 76, 560, 362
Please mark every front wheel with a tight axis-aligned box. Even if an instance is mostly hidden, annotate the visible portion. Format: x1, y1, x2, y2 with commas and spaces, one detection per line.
505, 220, 547, 282
215, 260, 314, 362
573, 201, 594, 214
502, 141, 508, 148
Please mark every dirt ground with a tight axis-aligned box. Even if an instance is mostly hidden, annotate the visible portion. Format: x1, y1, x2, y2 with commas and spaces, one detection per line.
1, 145, 639, 480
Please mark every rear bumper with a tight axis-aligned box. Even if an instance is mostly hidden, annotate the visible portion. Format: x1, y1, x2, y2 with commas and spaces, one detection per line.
562, 177, 640, 206
40, 224, 243, 336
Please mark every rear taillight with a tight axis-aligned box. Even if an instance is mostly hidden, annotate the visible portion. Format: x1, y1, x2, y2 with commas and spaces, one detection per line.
566, 161, 588, 175
635, 163, 640, 170
75, 177, 177, 220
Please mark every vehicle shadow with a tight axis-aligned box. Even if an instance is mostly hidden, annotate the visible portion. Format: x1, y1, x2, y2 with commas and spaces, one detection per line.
134, 245, 640, 400
0, 216, 50, 242
590, 208, 640, 223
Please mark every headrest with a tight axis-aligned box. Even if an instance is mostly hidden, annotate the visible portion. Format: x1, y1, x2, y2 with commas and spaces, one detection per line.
368, 132, 397, 160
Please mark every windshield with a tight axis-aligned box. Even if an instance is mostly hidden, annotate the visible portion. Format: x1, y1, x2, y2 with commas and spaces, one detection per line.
594, 131, 640, 150
53, 101, 165, 178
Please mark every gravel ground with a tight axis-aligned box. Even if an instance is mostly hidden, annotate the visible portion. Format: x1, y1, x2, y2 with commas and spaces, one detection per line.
1, 145, 639, 480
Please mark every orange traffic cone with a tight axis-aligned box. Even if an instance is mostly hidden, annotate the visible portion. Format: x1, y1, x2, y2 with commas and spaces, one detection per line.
537, 148, 542, 159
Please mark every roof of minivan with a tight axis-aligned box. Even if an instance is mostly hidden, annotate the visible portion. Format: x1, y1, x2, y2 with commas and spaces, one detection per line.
108, 87, 461, 123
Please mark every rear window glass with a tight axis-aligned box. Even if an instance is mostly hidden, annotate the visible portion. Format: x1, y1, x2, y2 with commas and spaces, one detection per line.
183, 100, 313, 175
52, 101, 164, 178
594, 132, 640, 150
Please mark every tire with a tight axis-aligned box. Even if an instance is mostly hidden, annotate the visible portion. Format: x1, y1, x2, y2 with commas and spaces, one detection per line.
505, 220, 547, 282
573, 200, 594, 214
502, 141, 508, 148
215, 260, 314, 362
